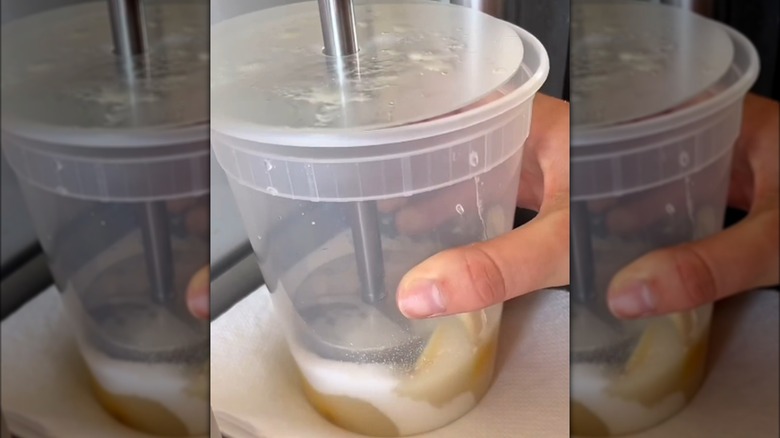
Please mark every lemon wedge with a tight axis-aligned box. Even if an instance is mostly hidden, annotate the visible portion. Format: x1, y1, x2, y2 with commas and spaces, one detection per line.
457, 311, 486, 344
396, 318, 475, 406
608, 318, 688, 406
668, 311, 699, 346
693, 207, 721, 240
485, 206, 506, 239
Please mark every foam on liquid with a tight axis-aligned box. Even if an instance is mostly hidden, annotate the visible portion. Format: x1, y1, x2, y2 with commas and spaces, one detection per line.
76, 306, 209, 436
290, 310, 501, 437
82, 343, 208, 436
571, 309, 711, 436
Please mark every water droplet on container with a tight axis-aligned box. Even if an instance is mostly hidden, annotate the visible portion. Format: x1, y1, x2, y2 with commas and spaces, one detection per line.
311, 221, 316, 225
266, 187, 279, 195
665, 203, 675, 215
678, 152, 690, 167
265, 159, 274, 171
469, 151, 479, 167
440, 71, 448, 76
455, 204, 465, 215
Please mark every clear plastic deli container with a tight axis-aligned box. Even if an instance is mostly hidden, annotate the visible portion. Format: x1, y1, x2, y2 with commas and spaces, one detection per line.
1, 2, 210, 435
211, 1, 548, 436
569, 1, 759, 436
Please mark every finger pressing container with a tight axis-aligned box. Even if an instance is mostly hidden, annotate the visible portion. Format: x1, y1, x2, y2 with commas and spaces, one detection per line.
211, 0, 548, 436
569, 1, 759, 436
1, 1, 210, 435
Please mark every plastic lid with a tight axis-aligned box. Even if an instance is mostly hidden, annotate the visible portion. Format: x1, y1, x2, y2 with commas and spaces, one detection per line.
570, 0, 734, 129
0, 1, 209, 148
211, 1, 525, 147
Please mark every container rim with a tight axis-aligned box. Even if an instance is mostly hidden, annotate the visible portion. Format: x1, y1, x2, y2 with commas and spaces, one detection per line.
211, 18, 550, 149
571, 24, 759, 149
0, 119, 210, 149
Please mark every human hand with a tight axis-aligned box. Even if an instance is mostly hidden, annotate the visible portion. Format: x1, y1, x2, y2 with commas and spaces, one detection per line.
186, 266, 210, 320
395, 93, 571, 318
166, 197, 211, 320
607, 93, 780, 318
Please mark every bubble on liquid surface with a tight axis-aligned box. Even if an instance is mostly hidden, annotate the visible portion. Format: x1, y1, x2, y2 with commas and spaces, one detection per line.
266, 187, 279, 195
665, 203, 675, 215
455, 204, 465, 215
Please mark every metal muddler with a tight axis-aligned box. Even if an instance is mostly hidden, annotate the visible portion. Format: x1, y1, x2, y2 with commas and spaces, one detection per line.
108, 0, 175, 305
571, 202, 639, 364
317, 0, 386, 305
284, 0, 426, 366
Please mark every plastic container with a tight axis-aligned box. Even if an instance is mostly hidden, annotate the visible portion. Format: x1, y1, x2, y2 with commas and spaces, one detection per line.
569, 2, 759, 436
211, 1, 548, 436
1, 2, 210, 435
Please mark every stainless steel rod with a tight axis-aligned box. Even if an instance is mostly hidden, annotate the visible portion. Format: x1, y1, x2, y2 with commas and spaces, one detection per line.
107, 0, 147, 62
107, 0, 174, 305
317, 0, 359, 57
351, 202, 386, 303
451, 0, 506, 19
139, 202, 175, 304
571, 202, 595, 306
317, 0, 385, 304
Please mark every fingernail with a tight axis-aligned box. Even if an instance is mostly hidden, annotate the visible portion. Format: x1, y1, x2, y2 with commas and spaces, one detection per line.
398, 280, 446, 318
609, 281, 656, 318
188, 288, 210, 320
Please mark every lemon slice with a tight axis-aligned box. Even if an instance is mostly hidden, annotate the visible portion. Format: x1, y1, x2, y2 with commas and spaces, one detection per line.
693, 207, 721, 240
609, 318, 688, 406
485, 206, 506, 239
668, 311, 698, 346
396, 319, 475, 406
458, 311, 486, 344
571, 399, 610, 437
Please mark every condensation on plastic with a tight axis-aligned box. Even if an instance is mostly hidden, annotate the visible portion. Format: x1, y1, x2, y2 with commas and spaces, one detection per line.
2, 131, 210, 202
212, 22, 548, 202
571, 25, 760, 201
0, 1, 209, 202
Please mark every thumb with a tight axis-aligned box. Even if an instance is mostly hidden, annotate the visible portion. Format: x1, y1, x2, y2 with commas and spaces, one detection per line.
186, 266, 211, 320
396, 208, 569, 318
607, 209, 779, 319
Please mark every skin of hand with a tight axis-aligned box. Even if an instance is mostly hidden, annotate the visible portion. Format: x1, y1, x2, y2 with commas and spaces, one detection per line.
607, 93, 780, 319
187, 266, 210, 320
168, 196, 211, 320
396, 93, 571, 318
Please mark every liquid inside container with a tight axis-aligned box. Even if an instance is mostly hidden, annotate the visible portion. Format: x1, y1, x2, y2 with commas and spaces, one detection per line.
1, 1, 210, 435
211, 1, 549, 436
569, 2, 760, 436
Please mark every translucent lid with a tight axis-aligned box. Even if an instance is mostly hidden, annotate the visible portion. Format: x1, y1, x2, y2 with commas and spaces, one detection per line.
0, 1, 209, 148
211, 1, 526, 147
570, 0, 734, 129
